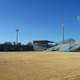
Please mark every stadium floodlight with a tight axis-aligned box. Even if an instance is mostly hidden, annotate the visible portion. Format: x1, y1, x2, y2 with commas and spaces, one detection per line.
76, 16, 80, 26
16, 29, 19, 45
76, 16, 80, 23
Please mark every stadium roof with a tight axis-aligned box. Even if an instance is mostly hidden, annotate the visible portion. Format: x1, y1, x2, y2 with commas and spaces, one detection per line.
33, 40, 54, 43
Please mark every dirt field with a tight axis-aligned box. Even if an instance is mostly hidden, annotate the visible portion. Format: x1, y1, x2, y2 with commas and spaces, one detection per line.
0, 52, 80, 80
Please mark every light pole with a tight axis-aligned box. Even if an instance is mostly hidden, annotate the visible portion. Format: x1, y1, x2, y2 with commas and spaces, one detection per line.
16, 29, 19, 45
61, 24, 64, 42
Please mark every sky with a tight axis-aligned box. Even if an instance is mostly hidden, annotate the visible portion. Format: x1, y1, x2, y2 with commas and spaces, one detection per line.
0, 0, 80, 43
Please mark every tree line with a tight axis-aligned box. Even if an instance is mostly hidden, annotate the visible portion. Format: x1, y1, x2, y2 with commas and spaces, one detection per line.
0, 42, 34, 51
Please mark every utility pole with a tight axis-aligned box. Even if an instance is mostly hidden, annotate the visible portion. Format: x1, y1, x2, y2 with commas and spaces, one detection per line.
16, 29, 19, 45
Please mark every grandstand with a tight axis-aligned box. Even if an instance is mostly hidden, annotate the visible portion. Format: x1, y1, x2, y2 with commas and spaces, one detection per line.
33, 40, 55, 51
47, 39, 80, 52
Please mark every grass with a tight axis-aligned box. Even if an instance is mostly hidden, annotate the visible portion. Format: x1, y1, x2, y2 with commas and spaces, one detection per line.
0, 51, 80, 80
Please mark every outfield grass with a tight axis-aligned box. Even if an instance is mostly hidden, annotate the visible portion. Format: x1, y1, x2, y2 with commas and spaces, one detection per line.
0, 52, 80, 80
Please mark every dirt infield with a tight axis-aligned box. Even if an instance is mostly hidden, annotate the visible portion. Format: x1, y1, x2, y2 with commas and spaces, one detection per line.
0, 51, 80, 80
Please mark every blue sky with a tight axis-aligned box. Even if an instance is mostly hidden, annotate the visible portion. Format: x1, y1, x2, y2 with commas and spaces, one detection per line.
0, 0, 80, 43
